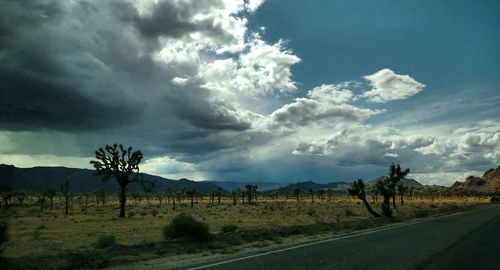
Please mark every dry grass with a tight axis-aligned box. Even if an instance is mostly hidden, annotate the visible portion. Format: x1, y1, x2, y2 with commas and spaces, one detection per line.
0, 194, 490, 260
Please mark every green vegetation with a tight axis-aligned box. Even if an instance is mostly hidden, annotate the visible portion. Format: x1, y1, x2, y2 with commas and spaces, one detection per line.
164, 214, 211, 242
0, 158, 494, 269
94, 234, 116, 249
0, 192, 489, 269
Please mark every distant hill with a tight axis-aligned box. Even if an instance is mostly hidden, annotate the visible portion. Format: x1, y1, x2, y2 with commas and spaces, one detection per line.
450, 165, 500, 195
0, 164, 221, 194
265, 177, 424, 194
367, 176, 424, 189
212, 181, 284, 192
265, 181, 350, 193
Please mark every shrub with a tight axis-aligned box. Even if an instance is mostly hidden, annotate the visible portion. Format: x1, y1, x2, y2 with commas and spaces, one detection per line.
413, 210, 429, 218
163, 214, 211, 242
220, 224, 238, 233
94, 234, 116, 249
344, 209, 355, 216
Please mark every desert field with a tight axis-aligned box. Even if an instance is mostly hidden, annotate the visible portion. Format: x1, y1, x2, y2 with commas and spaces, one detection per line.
1, 193, 490, 263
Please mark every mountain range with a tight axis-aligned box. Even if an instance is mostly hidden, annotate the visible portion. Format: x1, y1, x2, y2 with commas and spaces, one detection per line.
3, 163, 497, 195
0, 164, 220, 194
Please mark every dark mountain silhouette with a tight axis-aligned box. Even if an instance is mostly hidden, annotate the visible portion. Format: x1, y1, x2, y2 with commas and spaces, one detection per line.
0, 164, 221, 193
211, 181, 284, 192
367, 176, 424, 189
265, 180, 350, 193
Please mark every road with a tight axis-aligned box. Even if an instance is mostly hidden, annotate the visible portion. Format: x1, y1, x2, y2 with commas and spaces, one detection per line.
187, 204, 500, 270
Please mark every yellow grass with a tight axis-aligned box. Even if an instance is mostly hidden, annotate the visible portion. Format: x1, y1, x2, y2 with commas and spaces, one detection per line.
0, 195, 490, 258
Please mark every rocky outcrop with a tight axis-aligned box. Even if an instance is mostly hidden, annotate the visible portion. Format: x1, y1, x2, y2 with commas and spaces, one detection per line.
450, 165, 500, 195
483, 165, 500, 181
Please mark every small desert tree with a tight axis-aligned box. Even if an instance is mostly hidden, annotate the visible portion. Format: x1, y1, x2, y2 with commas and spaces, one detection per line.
60, 181, 70, 215
90, 144, 143, 218
397, 183, 409, 206
348, 179, 381, 218
245, 184, 253, 204
293, 187, 300, 202
186, 189, 196, 208
44, 189, 57, 210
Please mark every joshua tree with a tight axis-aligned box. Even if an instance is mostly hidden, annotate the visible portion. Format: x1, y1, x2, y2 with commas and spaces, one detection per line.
397, 183, 409, 206
60, 181, 70, 215
308, 188, 314, 203
245, 184, 253, 204
157, 192, 166, 206
216, 187, 223, 205
348, 179, 381, 218
37, 196, 46, 212
326, 189, 334, 202
388, 163, 410, 209
44, 189, 57, 210
375, 163, 410, 217
252, 185, 258, 203
232, 190, 237, 205
293, 187, 301, 202
90, 144, 144, 218
186, 189, 196, 208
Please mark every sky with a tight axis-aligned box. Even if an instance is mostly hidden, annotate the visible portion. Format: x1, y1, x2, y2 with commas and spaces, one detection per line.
0, 0, 499, 186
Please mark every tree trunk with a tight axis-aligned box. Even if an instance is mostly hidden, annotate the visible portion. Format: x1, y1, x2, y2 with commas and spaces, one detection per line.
382, 195, 392, 217
392, 195, 396, 209
362, 198, 382, 218
400, 194, 404, 205
119, 184, 127, 218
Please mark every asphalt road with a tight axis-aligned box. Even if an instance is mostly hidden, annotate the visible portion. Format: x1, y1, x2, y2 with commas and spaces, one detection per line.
187, 204, 500, 270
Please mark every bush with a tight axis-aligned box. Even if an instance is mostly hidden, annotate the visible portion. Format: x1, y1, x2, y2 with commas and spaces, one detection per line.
220, 224, 238, 233
413, 210, 429, 218
94, 234, 116, 249
164, 214, 211, 242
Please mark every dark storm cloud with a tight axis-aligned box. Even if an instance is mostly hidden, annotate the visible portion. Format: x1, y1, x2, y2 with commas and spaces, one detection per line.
131, 0, 229, 40
0, 0, 257, 161
0, 0, 146, 131
0, 70, 131, 131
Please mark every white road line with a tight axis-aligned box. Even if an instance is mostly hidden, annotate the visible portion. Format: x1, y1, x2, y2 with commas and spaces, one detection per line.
188, 210, 476, 269
188, 219, 435, 269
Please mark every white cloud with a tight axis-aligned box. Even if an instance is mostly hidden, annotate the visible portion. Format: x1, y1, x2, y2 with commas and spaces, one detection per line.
292, 127, 434, 166
199, 38, 301, 97
270, 98, 382, 128
361, 68, 425, 103
171, 77, 189, 85
245, 0, 266, 13
268, 83, 382, 129
307, 84, 353, 103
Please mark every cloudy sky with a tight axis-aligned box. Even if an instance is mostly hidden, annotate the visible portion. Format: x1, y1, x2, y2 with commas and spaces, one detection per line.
1, 0, 499, 186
